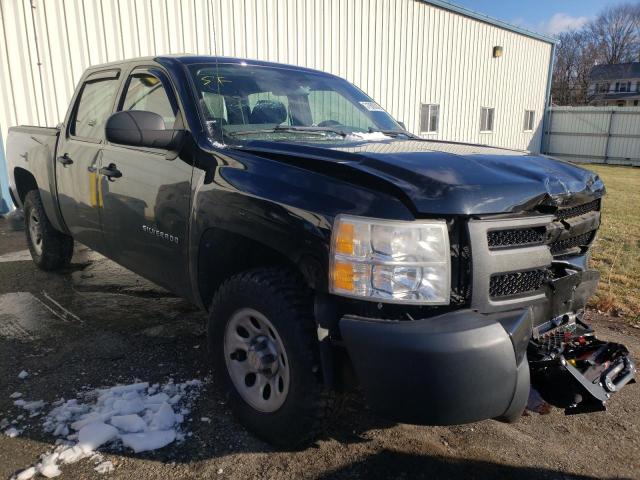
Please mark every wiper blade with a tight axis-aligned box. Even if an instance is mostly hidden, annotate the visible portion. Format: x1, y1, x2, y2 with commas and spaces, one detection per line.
368, 127, 419, 139
275, 125, 347, 137
227, 125, 347, 137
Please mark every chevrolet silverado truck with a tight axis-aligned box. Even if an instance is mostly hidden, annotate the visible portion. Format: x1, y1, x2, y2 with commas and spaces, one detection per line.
6, 55, 636, 447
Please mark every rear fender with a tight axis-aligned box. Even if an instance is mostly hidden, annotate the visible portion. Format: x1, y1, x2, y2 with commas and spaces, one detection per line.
7, 127, 67, 233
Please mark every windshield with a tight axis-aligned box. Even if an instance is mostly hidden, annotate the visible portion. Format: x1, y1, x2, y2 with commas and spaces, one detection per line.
188, 63, 404, 143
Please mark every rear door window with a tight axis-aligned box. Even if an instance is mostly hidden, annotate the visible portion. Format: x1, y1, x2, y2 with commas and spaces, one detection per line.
71, 78, 119, 140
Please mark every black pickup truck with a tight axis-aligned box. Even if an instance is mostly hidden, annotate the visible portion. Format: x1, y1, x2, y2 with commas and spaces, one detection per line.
6, 55, 635, 446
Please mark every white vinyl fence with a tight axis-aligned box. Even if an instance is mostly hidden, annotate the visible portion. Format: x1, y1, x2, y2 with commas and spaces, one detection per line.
543, 107, 640, 166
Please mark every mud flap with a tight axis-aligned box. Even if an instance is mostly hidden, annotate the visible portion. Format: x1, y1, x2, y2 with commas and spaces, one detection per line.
529, 317, 636, 414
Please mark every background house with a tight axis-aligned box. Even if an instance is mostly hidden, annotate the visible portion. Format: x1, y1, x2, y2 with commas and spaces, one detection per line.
0, 0, 556, 214
588, 62, 640, 107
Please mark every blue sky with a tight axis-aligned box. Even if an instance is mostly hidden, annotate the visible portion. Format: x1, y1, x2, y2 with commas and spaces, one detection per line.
450, 0, 619, 36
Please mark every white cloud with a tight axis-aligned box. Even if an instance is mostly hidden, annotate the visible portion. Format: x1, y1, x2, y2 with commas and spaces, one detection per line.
512, 13, 591, 36
541, 13, 590, 35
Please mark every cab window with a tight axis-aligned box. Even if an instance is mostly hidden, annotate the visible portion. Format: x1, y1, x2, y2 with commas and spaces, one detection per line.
121, 74, 177, 128
71, 77, 119, 140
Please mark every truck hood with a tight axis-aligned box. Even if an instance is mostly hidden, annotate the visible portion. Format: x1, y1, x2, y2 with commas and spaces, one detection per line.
236, 139, 605, 215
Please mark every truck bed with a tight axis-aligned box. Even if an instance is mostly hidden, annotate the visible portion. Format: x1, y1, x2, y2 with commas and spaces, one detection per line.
7, 125, 60, 180
6, 125, 61, 226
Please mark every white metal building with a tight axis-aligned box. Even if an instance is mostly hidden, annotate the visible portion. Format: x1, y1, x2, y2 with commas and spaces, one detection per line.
0, 0, 555, 213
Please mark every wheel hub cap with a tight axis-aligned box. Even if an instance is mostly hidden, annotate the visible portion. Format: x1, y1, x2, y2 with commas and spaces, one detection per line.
223, 308, 290, 413
247, 336, 279, 377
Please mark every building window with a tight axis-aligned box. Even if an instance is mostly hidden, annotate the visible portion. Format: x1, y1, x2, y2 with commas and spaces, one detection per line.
615, 82, 631, 93
480, 107, 494, 133
420, 104, 440, 133
597, 83, 610, 93
523, 110, 535, 132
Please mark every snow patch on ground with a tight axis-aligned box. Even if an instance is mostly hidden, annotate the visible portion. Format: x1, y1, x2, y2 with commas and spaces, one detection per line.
15, 399, 46, 416
94, 461, 115, 474
4, 427, 21, 438
10, 379, 203, 479
345, 131, 392, 142
14, 467, 37, 480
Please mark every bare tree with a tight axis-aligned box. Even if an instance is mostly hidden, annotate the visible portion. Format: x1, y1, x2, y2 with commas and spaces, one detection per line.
552, 30, 600, 105
589, 3, 640, 64
551, 2, 640, 105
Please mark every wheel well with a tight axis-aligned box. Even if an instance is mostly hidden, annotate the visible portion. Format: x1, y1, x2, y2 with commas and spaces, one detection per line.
13, 167, 38, 204
198, 228, 312, 310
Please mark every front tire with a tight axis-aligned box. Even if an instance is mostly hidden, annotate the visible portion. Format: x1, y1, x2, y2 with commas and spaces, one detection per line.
208, 268, 333, 448
23, 190, 74, 270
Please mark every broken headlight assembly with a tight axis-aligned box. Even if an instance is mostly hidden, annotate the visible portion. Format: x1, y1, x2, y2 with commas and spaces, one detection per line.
329, 215, 450, 304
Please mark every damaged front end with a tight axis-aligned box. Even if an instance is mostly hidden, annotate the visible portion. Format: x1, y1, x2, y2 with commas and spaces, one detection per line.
468, 195, 636, 418
529, 313, 636, 415
334, 191, 635, 426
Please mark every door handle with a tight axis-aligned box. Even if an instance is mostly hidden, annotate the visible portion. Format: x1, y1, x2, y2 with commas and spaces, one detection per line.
57, 154, 73, 166
99, 163, 122, 181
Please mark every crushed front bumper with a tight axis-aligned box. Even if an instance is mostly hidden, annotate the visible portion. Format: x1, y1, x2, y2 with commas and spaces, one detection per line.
340, 308, 533, 425
338, 269, 635, 426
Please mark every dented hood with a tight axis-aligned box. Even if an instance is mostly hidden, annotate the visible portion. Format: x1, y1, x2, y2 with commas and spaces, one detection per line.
237, 139, 605, 215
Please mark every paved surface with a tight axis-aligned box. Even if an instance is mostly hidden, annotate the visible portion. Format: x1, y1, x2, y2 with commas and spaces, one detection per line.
0, 217, 638, 479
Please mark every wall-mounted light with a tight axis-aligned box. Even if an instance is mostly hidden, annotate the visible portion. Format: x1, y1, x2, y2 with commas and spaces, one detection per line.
493, 46, 504, 58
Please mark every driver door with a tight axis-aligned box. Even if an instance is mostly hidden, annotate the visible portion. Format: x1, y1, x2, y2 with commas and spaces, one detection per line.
99, 67, 193, 297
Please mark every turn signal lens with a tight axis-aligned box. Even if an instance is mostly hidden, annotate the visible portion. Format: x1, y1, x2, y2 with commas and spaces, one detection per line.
335, 222, 355, 255
332, 261, 354, 291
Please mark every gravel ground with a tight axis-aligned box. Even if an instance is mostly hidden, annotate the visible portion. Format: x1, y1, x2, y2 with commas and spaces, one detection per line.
0, 217, 638, 480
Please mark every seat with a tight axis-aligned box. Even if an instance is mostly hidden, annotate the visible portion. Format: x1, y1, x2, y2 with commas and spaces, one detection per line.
249, 100, 287, 124
226, 98, 251, 125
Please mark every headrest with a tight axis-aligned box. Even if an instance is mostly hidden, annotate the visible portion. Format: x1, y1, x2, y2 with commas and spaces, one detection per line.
249, 100, 287, 124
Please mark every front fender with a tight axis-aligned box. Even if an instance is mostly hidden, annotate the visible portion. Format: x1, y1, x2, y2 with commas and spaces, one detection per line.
188, 147, 415, 308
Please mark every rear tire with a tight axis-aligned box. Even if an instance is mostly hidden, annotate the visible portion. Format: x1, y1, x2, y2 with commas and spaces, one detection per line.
23, 190, 74, 271
208, 268, 334, 448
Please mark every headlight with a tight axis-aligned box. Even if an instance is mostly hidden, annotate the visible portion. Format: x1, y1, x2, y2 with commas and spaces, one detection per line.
329, 215, 450, 304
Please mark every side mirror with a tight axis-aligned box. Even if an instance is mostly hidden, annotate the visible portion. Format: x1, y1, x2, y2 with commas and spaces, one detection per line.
105, 110, 184, 150
398, 121, 407, 130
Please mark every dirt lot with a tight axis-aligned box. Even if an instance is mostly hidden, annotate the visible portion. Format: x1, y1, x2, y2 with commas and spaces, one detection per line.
0, 217, 639, 480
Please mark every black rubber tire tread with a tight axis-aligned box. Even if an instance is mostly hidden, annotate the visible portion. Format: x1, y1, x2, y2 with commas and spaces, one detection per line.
208, 267, 337, 448
23, 190, 74, 271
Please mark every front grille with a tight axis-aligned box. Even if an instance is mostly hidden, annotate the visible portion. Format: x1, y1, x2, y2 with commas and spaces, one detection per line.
469, 198, 601, 312
550, 231, 595, 255
489, 269, 548, 298
555, 199, 600, 221
487, 227, 546, 249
